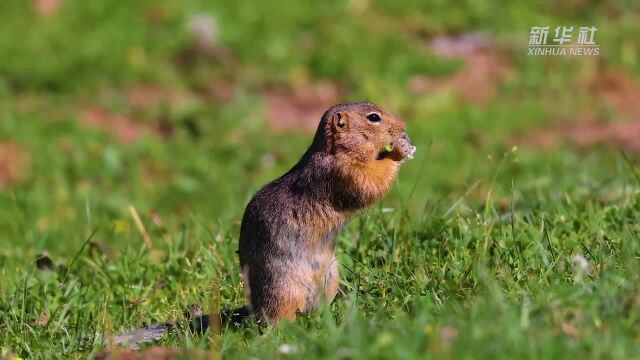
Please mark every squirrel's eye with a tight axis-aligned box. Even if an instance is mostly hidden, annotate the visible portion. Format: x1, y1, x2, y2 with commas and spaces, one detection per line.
366, 113, 381, 122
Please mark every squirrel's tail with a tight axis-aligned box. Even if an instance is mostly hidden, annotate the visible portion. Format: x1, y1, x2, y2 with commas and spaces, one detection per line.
107, 306, 251, 349
190, 306, 251, 334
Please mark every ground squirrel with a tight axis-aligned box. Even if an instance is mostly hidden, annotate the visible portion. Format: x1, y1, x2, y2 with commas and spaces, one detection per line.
111, 102, 415, 347
238, 102, 415, 323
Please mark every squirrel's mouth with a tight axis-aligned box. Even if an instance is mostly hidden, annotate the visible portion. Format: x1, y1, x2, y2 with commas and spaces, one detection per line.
376, 142, 394, 160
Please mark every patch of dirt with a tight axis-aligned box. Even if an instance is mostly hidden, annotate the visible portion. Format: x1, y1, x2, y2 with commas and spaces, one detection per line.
409, 33, 511, 105
201, 80, 235, 103
429, 33, 492, 58
76, 83, 209, 143
517, 117, 640, 153
126, 85, 191, 111
262, 81, 342, 131
589, 67, 640, 118
0, 142, 30, 189
516, 67, 640, 153
32, 0, 61, 17
79, 108, 171, 145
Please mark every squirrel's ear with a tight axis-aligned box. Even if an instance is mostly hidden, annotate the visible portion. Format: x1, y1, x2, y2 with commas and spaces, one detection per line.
333, 111, 348, 132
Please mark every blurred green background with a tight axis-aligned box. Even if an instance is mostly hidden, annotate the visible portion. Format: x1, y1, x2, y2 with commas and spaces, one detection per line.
1, 0, 639, 359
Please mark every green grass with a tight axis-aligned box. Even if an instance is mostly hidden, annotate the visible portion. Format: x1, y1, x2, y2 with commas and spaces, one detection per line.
1, 0, 640, 359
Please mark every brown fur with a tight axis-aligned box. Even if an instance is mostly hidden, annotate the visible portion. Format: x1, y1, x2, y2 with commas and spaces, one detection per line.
239, 102, 415, 324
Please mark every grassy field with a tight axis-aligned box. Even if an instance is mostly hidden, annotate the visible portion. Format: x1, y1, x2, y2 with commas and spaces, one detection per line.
1, 0, 640, 359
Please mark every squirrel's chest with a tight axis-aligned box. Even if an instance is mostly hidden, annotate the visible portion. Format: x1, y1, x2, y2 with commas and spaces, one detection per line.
313, 222, 344, 249
297, 247, 339, 311
282, 200, 345, 247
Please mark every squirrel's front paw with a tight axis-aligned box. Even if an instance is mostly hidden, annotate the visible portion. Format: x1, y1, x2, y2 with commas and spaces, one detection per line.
393, 134, 416, 162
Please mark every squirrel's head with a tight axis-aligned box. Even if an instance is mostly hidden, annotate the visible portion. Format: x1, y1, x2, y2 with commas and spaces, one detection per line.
318, 102, 407, 162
